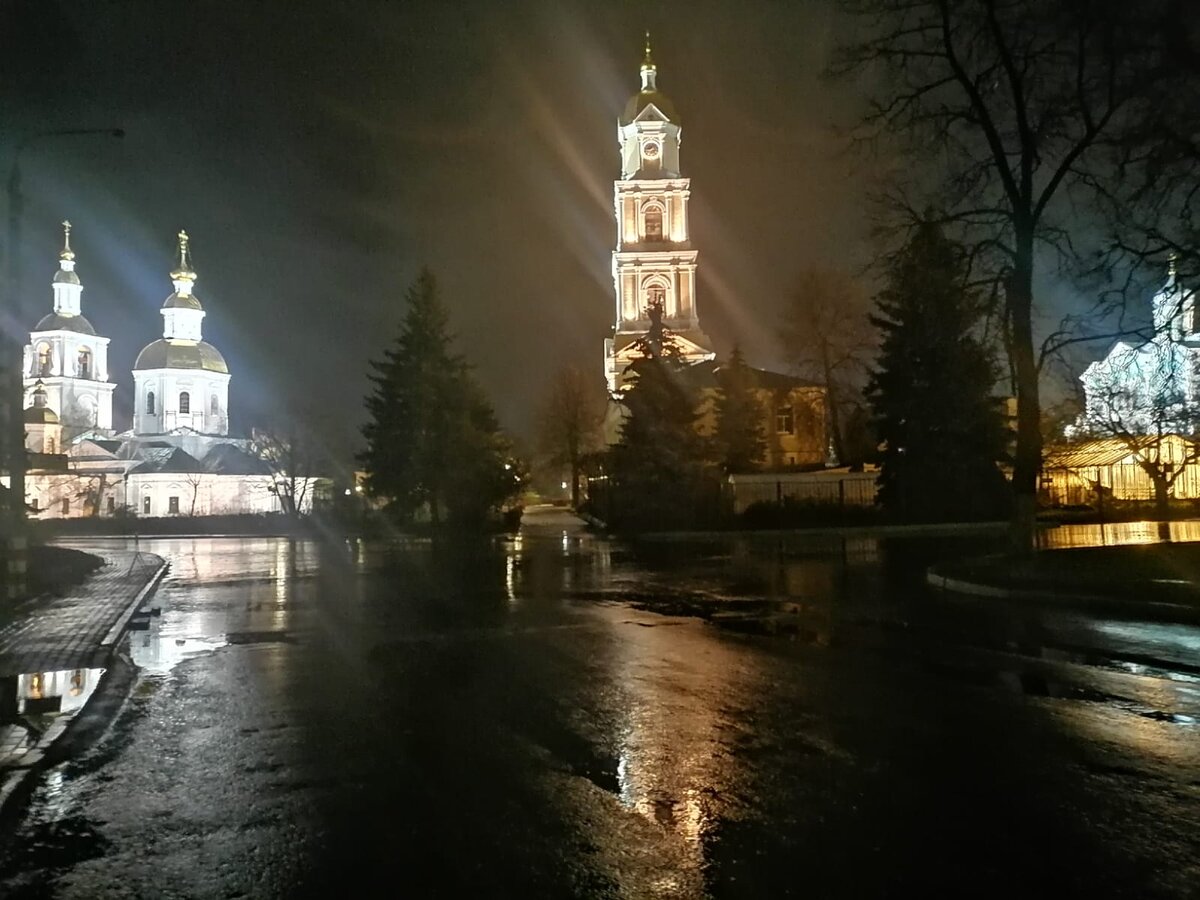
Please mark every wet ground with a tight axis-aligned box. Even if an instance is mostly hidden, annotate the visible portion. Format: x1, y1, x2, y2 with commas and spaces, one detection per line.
0, 512, 1198, 898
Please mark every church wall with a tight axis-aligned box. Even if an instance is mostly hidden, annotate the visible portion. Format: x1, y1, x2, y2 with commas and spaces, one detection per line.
26, 471, 317, 518
693, 385, 827, 469
26, 471, 119, 518
133, 368, 230, 436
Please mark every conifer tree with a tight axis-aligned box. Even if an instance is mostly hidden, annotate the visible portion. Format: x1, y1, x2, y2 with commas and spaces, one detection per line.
713, 345, 765, 473
609, 301, 707, 529
360, 268, 517, 526
867, 222, 1010, 522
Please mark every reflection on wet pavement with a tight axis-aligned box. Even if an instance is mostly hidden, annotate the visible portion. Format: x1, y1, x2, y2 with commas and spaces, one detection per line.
0, 522, 1197, 898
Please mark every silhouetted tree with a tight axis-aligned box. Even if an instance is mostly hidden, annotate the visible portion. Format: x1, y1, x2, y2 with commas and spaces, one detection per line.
868, 221, 1010, 522
833, 0, 1180, 546
713, 345, 765, 473
784, 268, 874, 465
360, 269, 518, 527
252, 423, 318, 518
609, 300, 709, 530
536, 365, 605, 508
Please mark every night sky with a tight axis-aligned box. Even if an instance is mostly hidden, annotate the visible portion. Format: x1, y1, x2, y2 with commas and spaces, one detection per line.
0, 0, 875, 463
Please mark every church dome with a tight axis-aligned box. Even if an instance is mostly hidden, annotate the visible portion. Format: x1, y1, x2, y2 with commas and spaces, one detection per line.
134, 339, 229, 374
163, 291, 203, 310
23, 405, 59, 425
621, 89, 680, 125
53, 269, 81, 286
620, 36, 679, 125
35, 312, 96, 335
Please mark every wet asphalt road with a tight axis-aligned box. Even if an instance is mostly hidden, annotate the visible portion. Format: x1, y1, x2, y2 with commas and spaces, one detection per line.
1, 511, 1198, 898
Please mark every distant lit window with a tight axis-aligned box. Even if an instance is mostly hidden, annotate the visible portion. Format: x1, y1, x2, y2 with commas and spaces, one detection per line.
142, 496, 151, 515
644, 206, 663, 241
168, 496, 180, 515
77, 347, 92, 380
776, 404, 794, 435
179, 391, 190, 414
61, 497, 69, 515
147, 391, 156, 415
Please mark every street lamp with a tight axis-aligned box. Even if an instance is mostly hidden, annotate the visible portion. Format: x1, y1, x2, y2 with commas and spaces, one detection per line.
1, 127, 123, 603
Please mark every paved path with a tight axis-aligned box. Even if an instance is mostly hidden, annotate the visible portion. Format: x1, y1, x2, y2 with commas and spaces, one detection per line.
0, 550, 165, 677
0, 549, 166, 787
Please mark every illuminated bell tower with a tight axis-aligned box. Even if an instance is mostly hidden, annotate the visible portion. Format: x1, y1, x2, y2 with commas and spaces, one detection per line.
22, 221, 115, 439
605, 35, 713, 392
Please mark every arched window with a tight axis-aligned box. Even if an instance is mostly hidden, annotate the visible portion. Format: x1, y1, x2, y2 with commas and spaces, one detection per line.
77, 348, 92, 380
147, 391, 156, 415
210, 395, 219, 416
36, 344, 51, 377
645, 283, 667, 316
179, 391, 191, 414
644, 206, 663, 241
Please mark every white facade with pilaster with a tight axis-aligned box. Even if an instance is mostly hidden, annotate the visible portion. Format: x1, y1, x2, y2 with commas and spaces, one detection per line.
132, 231, 231, 437
22, 223, 115, 439
605, 39, 713, 392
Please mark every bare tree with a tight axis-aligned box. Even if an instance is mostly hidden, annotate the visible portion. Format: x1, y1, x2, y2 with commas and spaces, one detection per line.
252, 426, 316, 518
783, 268, 874, 465
183, 470, 205, 517
832, 0, 1178, 547
535, 365, 605, 508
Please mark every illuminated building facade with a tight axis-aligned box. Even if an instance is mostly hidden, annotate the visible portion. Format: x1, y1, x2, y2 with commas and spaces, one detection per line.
21, 228, 316, 518
1076, 261, 1200, 435
132, 230, 231, 438
21, 222, 115, 440
605, 38, 714, 392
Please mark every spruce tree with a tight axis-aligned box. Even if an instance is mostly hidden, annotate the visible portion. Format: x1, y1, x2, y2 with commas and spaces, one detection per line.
360, 268, 517, 526
609, 301, 708, 529
713, 345, 765, 473
867, 222, 1010, 522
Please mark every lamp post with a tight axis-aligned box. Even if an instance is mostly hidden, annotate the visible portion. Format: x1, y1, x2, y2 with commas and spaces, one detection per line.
1, 127, 123, 603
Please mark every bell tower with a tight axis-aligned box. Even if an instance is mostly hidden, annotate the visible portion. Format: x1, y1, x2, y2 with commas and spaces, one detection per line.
22, 221, 115, 439
605, 35, 713, 392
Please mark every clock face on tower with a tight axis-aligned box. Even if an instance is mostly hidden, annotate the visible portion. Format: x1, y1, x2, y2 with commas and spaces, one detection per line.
643, 141, 660, 160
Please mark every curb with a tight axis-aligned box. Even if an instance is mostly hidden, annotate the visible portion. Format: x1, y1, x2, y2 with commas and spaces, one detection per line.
925, 566, 1200, 622
100, 559, 169, 650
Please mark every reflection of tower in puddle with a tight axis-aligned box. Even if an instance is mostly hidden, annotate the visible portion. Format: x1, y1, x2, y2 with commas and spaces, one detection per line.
15, 668, 103, 715
611, 620, 764, 864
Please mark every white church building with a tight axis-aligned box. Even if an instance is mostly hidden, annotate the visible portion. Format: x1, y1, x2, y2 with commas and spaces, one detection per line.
1074, 259, 1200, 436
22, 225, 316, 519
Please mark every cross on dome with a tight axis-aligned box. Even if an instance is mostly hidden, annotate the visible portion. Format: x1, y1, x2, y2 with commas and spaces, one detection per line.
640, 30, 657, 91
171, 229, 197, 295
60, 220, 74, 262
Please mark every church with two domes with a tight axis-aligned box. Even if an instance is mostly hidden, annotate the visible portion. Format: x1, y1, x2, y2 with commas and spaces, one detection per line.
21, 225, 314, 518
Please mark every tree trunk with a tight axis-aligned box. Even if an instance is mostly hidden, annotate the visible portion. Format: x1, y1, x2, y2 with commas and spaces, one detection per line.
1154, 475, 1171, 528
821, 344, 845, 466
1008, 246, 1041, 553
570, 456, 581, 509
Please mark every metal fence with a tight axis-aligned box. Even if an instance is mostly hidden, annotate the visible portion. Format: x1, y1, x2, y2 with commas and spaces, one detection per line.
728, 472, 879, 514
